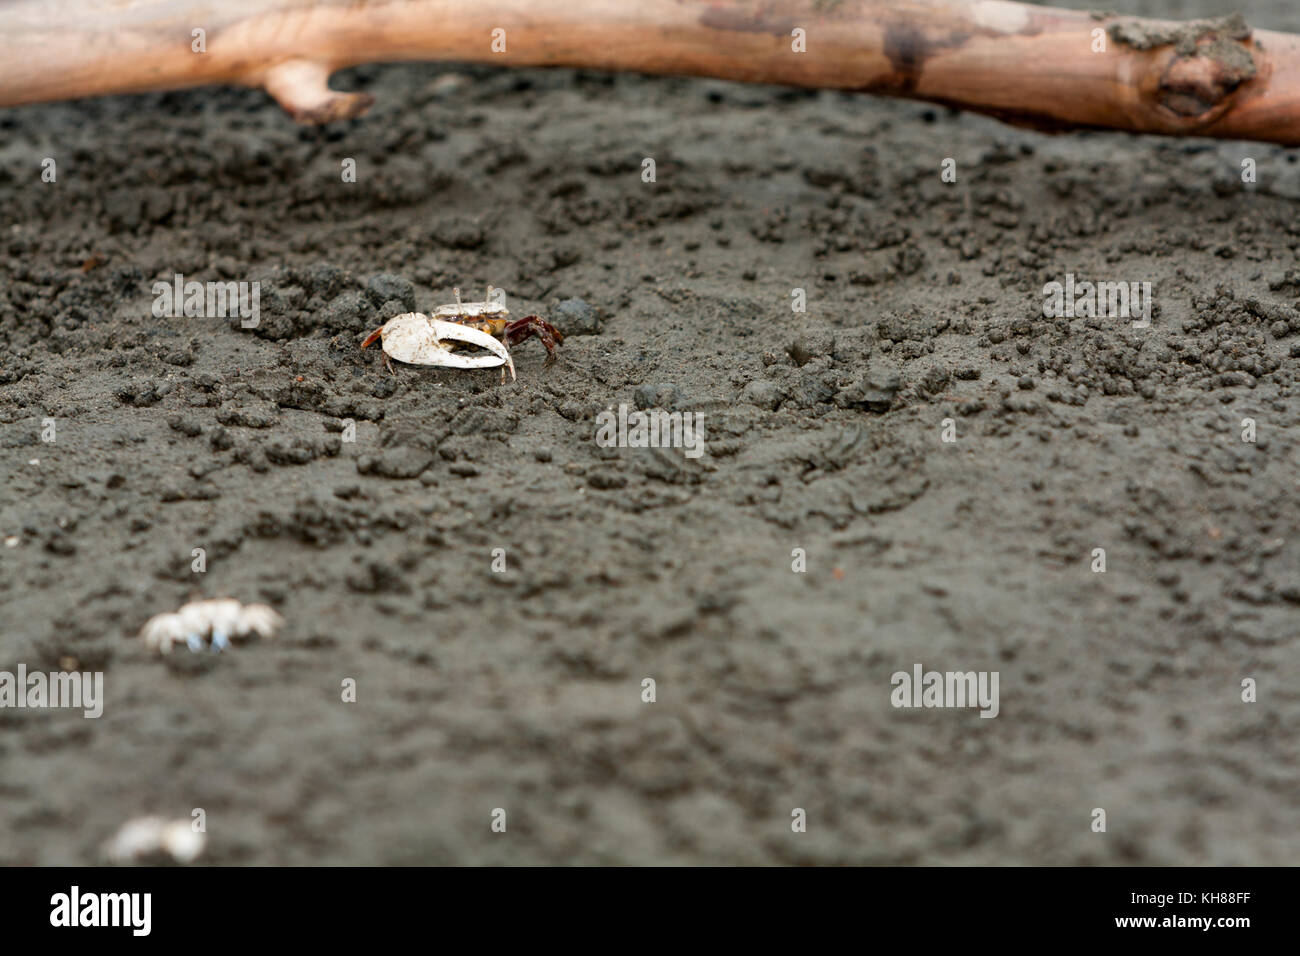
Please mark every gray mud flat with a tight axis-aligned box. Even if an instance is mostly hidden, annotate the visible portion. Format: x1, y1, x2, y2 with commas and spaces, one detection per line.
1, 0, 1298, 865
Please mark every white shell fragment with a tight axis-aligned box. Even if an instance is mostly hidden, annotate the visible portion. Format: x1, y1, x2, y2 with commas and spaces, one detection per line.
374, 312, 516, 380
103, 817, 207, 864
139, 598, 283, 654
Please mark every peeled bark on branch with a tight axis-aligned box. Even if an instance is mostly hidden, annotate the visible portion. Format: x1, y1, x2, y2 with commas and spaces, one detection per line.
1, 1, 1298, 144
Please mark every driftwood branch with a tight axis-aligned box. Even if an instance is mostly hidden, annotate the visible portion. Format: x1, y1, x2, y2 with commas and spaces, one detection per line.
1, 1, 1298, 144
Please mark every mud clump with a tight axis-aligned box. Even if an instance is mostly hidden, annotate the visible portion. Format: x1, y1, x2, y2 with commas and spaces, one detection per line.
1109, 13, 1258, 116
1108, 12, 1252, 53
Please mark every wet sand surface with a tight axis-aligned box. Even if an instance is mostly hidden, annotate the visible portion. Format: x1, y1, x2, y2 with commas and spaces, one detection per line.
0, 0, 1296, 864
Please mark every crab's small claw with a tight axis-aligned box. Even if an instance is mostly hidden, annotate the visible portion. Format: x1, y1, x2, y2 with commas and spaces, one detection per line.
361, 326, 384, 349
185, 633, 205, 653
427, 320, 517, 381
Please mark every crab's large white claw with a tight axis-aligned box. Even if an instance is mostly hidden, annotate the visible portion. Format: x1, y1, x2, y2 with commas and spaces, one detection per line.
428, 320, 516, 381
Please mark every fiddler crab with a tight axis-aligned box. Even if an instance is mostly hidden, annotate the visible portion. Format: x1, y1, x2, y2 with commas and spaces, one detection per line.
140, 598, 283, 654
360, 285, 563, 379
